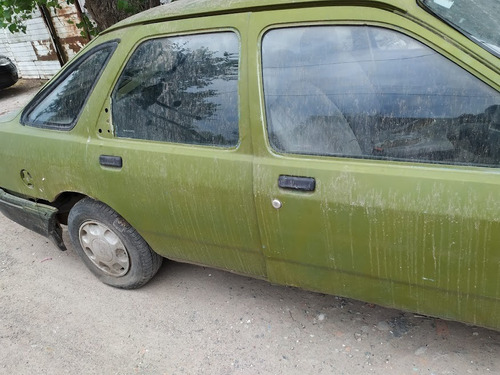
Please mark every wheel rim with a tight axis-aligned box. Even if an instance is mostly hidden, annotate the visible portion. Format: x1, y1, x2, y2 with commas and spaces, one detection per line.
78, 220, 130, 277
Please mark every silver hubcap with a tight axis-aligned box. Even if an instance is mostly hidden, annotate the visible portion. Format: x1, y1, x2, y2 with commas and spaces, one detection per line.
79, 221, 130, 277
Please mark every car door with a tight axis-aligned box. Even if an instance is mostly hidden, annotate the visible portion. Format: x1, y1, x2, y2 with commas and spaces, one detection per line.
85, 21, 266, 277
250, 9, 500, 328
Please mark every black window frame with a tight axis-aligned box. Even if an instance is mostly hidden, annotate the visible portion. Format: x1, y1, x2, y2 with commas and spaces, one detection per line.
21, 39, 120, 131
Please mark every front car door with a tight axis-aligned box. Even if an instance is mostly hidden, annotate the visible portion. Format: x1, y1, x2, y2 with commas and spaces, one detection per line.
250, 5, 500, 329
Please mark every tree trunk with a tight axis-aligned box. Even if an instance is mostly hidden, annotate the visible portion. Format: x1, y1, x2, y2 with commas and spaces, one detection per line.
83, 0, 161, 31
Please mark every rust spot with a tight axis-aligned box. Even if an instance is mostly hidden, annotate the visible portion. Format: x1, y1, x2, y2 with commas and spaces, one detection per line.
60, 36, 87, 55
50, 1, 89, 57
31, 40, 58, 61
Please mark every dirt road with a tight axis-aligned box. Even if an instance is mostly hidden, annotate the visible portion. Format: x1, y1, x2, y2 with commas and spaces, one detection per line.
0, 79, 47, 116
1, 81, 499, 374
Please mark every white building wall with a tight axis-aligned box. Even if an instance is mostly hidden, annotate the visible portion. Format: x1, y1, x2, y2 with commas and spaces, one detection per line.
0, 8, 61, 79
0, 1, 88, 79
1, 0, 170, 79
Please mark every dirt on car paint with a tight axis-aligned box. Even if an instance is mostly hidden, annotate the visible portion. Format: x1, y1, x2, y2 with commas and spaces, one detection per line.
0, 81, 499, 374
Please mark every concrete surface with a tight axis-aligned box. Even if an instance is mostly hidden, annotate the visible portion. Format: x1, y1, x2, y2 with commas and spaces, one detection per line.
0, 80, 499, 374
0, 79, 47, 116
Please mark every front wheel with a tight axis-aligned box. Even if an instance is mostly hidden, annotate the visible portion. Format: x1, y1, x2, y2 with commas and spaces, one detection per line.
68, 198, 162, 289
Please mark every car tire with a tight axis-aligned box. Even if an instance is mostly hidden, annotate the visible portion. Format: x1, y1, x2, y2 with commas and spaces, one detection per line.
68, 197, 162, 289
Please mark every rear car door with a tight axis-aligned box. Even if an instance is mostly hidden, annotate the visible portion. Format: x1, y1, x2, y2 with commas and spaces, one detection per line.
250, 6, 500, 328
86, 17, 266, 277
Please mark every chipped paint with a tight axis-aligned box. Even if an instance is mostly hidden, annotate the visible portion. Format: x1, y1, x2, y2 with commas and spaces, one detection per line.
0, 1, 87, 78
31, 40, 58, 61
49, 1, 88, 62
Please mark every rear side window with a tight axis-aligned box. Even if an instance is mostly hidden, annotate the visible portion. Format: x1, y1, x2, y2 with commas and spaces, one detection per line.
112, 32, 240, 147
23, 42, 117, 129
262, 26, 500, 166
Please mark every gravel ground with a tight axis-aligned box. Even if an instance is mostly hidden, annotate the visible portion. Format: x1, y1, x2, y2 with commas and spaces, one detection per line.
0, 80, 499, 375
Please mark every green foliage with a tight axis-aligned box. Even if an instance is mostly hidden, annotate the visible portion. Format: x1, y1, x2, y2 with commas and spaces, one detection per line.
68, 12, 99, 38
117, 0, 157, 15
117, 0, 135, 14
0, 0, 157, 34
0, 0, 66, 33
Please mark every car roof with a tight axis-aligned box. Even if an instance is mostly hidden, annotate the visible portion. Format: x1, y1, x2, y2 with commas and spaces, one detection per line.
104, 0, 408, 34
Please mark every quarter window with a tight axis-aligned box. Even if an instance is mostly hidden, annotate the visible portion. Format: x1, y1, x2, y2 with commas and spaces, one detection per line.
23, 43, 117, 129
262, 26, 500, 166
112, 32, 240, 147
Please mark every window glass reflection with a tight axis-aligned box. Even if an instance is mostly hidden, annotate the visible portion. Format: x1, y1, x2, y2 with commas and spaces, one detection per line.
262, 26, 500, 166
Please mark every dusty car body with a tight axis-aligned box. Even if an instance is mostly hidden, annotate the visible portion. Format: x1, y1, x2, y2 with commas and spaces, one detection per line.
0, 0, 499, 330
0, 55, 18, 89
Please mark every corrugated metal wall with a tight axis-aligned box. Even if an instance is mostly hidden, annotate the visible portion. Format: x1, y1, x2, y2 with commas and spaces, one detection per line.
46, 2, 89, 63
0, 1, 88, 79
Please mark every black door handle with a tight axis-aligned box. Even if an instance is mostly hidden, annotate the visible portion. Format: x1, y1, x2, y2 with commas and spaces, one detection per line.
278, 175, 316, 192
99, 155, 123, 168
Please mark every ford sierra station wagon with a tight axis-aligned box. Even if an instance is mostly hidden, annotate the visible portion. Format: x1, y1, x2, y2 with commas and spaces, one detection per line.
0, 0, 499, 330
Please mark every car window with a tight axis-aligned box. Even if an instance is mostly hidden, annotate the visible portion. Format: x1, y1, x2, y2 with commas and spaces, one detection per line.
112, 32, 239, 147
420, 0, 500, 57
23, 42, 117, 129
262, 26, 500, 166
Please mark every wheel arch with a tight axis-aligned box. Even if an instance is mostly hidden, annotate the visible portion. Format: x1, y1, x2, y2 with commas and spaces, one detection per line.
51, 191, 89, 225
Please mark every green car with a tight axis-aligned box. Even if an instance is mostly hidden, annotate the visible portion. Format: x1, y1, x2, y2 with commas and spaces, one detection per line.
1, 0, 499, 330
